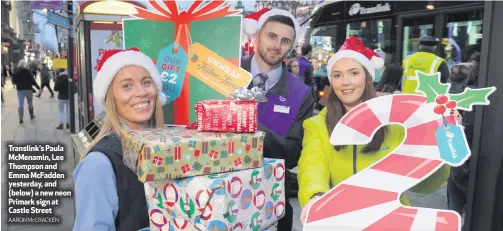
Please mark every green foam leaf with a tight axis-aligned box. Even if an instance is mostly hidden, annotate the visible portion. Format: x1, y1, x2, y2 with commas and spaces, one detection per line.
414, 71, 451, 103
449, 87, 497, 111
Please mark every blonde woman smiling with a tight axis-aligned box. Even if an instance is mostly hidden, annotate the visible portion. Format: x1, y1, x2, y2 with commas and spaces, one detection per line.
73, 48, 166, 231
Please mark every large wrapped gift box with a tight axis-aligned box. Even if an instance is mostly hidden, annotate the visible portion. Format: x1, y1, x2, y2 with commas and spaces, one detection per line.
145, 158, 286, 231
120, 126, 265, 182
123, 1, 244, 125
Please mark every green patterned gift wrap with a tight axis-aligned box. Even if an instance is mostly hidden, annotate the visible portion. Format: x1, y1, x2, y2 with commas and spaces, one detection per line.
123, 16, 242, 125
144, 158, 285, 231
120, 126, 265, 182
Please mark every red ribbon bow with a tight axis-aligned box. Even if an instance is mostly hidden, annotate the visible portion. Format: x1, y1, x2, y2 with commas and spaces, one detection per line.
133, 0, 239, 24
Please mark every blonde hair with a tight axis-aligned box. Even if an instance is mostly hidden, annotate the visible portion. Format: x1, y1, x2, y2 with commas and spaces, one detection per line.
80, 83, 164, 160
17, 60, 28, 69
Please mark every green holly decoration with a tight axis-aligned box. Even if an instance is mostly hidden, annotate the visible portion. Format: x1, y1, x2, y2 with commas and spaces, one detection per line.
415, 71, 450, 103
449, 87, 497, 111
414, 70, 497, 112
156, 192, 164, 209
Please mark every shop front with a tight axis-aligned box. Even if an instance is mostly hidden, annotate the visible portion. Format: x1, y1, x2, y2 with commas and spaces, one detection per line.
74, 0, 146, 129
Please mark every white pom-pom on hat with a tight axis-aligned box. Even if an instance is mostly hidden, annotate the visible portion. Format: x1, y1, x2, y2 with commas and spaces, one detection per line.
243, 18, 260, 38
371, 56, 385, 69
159, 92, 167, 106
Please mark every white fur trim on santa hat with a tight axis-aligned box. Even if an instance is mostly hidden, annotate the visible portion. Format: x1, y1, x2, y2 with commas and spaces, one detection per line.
326, 50, 376, 84
255, 9, 300, 49
93, 50, 163, 109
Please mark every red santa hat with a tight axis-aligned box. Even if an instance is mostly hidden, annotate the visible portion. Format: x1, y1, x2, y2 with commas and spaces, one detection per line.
243, 8, 300, 49
93, 47, 166, 109
326, 36, 385, 83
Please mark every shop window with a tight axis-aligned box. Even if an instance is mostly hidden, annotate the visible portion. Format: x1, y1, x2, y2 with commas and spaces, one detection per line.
309, 25, 338, 78
443, 11, 483, 68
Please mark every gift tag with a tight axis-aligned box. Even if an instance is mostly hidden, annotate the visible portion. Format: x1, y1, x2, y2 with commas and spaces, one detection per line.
187, 42, 252, 96
156, 43, 188, 104
435, 123, 471, 166
273, 105, 290, 114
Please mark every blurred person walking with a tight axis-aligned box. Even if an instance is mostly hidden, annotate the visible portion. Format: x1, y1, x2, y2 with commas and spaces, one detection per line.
36, 63, 54, 98
54, 69, 75, 129
12, 60, 40, 123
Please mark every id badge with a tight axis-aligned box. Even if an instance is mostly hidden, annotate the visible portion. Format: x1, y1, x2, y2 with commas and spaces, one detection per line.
273, 105, 290, 114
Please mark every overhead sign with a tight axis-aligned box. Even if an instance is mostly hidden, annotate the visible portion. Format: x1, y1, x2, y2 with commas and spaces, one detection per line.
348, 3, 391, 16
81, 1, 140, 16
31, 1, 63, 10
52, 59, 68, 69
47, 11, 70, 29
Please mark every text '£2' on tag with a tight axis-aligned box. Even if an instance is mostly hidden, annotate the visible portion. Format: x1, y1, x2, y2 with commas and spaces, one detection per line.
187, 43, 252, 96
156, 43, 188, 104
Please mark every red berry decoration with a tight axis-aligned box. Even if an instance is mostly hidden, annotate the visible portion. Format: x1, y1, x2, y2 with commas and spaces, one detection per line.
434, 105, 446, 114
435, 95, 448, 104
446, 101, 457, 109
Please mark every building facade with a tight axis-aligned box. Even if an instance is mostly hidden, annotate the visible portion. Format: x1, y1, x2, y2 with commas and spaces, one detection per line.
2, 0, 35, 64
1, 1, 16, 64
254, 0, 323, 45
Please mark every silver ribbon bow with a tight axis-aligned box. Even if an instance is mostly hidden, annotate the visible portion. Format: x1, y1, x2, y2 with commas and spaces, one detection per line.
230, 87, 268, 102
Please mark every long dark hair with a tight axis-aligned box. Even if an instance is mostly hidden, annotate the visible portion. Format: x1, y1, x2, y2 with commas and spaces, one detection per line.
325, 68, 388, 153
466, 59, 480, 87
376, 64, 403, 93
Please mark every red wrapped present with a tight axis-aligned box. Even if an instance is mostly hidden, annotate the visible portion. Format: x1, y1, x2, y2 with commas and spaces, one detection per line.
195, 99, 258, 133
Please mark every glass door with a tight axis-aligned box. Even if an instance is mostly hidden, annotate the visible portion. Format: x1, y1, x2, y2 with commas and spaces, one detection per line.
346, 19, 393, 82
442, 10, 483, 69
402, 17, 436, 58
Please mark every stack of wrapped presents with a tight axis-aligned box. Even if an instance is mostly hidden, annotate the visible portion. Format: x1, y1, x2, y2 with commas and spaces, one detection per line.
120, 90, 285, 231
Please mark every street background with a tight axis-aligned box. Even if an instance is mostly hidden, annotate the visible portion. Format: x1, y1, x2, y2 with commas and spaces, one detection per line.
1, 79, 450, 231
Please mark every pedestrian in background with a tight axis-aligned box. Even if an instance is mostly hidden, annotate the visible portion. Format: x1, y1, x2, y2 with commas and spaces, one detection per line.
297, 44, 315, 91
12, 60, 40, 123
1, 64, 5, 106
375, 64, 403, 96
54, 68, 73, 129
288, 59, 304, 83
36, 63, 54, 98
446, 54, 480, 219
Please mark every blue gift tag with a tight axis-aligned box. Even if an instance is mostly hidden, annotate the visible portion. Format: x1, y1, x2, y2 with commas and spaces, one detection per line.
156, 43, 188, 104
435, 123, 471, 166
138, 228, 150, 231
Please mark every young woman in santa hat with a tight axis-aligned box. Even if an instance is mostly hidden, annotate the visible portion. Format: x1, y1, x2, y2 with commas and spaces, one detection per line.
297, 36, 458, 224
73, 48, 166, 231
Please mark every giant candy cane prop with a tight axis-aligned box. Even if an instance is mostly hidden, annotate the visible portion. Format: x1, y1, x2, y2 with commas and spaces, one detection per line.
304, 71, 496, 231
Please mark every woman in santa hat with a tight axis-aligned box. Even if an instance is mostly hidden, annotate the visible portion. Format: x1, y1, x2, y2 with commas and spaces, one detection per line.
297, 36, 456, 224
73, 48, 166, 230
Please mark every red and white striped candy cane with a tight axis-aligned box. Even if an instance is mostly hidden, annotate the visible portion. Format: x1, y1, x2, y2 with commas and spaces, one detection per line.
304, 94, 461, 231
